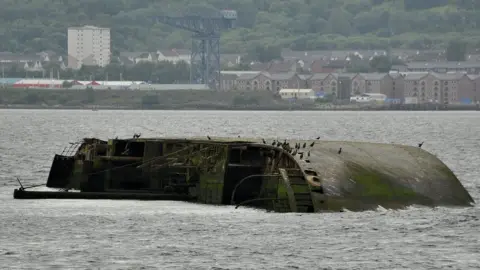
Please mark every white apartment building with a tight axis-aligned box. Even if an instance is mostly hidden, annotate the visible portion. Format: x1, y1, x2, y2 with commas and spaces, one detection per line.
67, 25, 111, 69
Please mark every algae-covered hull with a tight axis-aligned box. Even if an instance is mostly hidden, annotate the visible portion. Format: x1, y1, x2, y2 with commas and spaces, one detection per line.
13, 137, 474, 212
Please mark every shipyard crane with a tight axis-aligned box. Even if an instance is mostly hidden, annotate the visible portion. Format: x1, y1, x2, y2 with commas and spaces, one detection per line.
157, 10, 237, 90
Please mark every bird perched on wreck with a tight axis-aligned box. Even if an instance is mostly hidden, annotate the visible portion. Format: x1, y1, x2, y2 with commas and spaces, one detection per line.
207, 135, 211, 140
262, 139, 266, 144
133, 133, 141, 139
302, 142, 307, 148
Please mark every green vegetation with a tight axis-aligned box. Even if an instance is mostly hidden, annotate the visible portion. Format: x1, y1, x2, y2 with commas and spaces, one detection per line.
346, 161, 430, 203
1, 0, 480, 55
0, 88, 299, 110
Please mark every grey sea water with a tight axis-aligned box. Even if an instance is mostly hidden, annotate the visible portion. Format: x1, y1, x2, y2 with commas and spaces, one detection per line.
0, 109, 479, 269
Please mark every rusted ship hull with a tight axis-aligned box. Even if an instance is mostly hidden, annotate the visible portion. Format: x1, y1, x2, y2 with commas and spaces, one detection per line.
13, 137, 475, 212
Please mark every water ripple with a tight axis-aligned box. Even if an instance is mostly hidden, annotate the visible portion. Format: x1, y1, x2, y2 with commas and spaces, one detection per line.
0, 109, 479, 269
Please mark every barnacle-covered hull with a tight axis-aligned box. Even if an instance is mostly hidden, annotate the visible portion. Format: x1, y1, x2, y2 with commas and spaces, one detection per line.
13, 137, 475, 212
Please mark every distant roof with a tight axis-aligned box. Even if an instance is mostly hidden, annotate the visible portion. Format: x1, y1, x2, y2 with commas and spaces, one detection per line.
360, 73, 387, 80
221, 71, 259, 75
68, 25, 109, 30
431, 72, 467, 80
404, 72, 429, 80
220, 74, 238, 80
407, 61, 480, 69
132, 84, 210, 91
158, 50, 179, 57
402, 71, 467, 80
268, 72, 296, 80
14, 79, 64, 84
0, 78, 22, 84
337, 73, 357, 79
237, 73, 260, 80
310, 73, 335, 80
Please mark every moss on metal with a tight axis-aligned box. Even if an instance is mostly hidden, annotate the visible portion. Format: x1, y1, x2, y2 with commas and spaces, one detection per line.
346, 162, 424, 201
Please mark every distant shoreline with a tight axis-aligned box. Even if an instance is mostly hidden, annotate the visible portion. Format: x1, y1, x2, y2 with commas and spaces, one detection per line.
1, 104, 479, 111
0, 88, 479, 111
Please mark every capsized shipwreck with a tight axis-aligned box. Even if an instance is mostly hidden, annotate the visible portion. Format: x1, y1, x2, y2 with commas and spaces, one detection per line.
13, 136, 474, 212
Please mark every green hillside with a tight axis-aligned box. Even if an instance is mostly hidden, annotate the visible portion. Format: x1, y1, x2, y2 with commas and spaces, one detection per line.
1, 0, 479, 54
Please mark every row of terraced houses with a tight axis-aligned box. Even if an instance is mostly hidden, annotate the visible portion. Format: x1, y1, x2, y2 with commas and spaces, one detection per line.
220, 71, 479, 104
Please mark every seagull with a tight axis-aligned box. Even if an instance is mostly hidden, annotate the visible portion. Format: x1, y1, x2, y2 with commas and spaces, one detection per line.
418, 142, 424, 148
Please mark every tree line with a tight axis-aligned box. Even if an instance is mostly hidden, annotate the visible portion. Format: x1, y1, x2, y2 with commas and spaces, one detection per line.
0, 0, 479, 55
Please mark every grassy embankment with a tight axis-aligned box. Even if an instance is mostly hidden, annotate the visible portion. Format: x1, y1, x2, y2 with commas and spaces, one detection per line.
0, 88, 308, 110
0, 88, 478, 111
